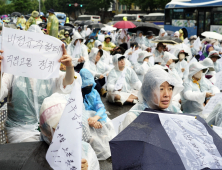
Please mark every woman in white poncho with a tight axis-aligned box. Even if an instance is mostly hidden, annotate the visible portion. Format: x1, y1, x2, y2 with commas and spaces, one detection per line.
107, 54, 142, 105
119, 66, 184, 132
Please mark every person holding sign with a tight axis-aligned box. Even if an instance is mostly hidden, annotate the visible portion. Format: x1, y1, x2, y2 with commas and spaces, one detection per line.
107, 54, 142, 106
119, 66, 184, 132
181, 62, 214, 115
67, 31, 89, 72
0, 44, 80, 143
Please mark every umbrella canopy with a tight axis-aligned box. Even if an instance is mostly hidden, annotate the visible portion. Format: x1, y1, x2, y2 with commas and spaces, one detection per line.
88, 23, 105, 29
7, 22, 17, 29
201, 31, 222, 40
74, 20, 85, 26
113, 21, 136, 29
84, 20, 97, 26
1, 15, 8, 19
64, 23, 74, 28
11, 12, 21, 17
166, 30, 175, 36
110, 108, 222, 170
106, 21, 117, 26
101, 25, 117, 32
152, 36, 183, 45
128, 22, 160, 36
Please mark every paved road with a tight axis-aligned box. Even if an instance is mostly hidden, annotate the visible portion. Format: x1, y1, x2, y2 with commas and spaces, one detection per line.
0, 96, 133, 170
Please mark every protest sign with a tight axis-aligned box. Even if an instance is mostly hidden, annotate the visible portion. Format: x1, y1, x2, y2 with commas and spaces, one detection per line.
1, 26, 63, 79
159, 114, 222, 170
46, 83, 82, 170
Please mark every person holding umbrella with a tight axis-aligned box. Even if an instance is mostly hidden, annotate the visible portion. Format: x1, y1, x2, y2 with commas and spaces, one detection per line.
119, 66, 183, 132
47, 9, 59, 38
102, 35, 116, 53
25, 11, 39, 30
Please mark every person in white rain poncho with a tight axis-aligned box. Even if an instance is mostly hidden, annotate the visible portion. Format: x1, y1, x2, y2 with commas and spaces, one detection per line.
133, 51, 153, 82
81, 25, 88, 39
153, 42, 165, 64
200, 58, 217, 84
159, 28, 167, 37
27, 24, 43, 34
39, 93, 100, 170
206, 101, 222, 127
135, 31, 145, 48
181, 62, 215, 115
83, 48, 111, 96
142, 31, 155, 51
0, 41, 79, 143
174, 31, 179, 38
94, 40, 113, 66
119, 66, 184, 132
175, 49, 189, 80
67, 31, 89, 72
207, 50, 222, 73
107, 54, 142, 105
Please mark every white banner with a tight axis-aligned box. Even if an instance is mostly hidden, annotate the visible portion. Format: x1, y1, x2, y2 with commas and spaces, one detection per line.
46, 83, 83, 170
1, 26, 63, 79
202, 93, 222, 117
159, 114, 222, 170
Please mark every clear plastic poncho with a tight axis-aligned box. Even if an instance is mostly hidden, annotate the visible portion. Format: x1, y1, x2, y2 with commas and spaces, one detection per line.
206, 101, 222, 127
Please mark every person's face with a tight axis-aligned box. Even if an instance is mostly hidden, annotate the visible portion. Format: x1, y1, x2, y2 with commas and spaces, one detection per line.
208, 47, 214, 52
161, 33, 165, 37
135, 46, 139, 50
65, 34, 69, 38
105, 38, 110, 43
139, 33, 142, 37
153, 81, 173, 109
98, 45, 102, 50
211, 56, 219, 63
158, 45, 164, 51
148, 35, 153, 39
143, 57, 149, 62
118, 58, 125, 69
95, 52, 101, 62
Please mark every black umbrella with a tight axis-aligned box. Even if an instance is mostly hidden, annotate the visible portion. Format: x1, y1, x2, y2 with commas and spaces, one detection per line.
7, 22, 17, 29
24, 15, 30, 20
110, 108, 222, 170
128, 22, 160, 36
74, 21, 84, 26
88, 23, 105, 29
152, 36, 183, 45
38, 22, 47, 29
11, 12, 21, 17
64, 23, 74, 28
106, 21, 117, 26
84, 20, 97, 26
166, 30, 175, 37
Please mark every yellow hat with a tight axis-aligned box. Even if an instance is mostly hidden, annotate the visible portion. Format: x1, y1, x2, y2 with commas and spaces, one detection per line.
31, 11, 39, 18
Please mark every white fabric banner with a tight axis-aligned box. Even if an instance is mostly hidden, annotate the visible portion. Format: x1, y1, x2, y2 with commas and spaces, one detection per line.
46, 83, 83, 170
202, 93, 222, 117
159, 114, 222, 170
1, 26, 63, 79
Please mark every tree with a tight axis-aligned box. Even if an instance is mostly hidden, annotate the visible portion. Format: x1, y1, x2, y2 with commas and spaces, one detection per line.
11, 0, 32, 13
119, 0, 134, 12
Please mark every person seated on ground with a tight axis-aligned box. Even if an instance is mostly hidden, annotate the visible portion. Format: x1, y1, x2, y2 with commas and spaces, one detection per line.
94, 40, 112, 66
181, 62, 214, 115
153, 42, 165, 65
67, 31, 89, 72
102, 35, 116, 53
207, 51, 222, 73
81, 25, 88, 39
64, 31, 71, 45
141, 31, 155, 51
79, 68, 116, 160
87, 37, 95, 53
200, 44, 214, 60
59, 35, 67, 48
175, 49, 189, 81
107, 54, 142, 106
133, 51, 153, 83
39, 93, 100, 170
124, 42, 141, 62
58, 29, 65, 39
77, 27, 82, 34
83, 48, 111, 97
206, 101, 222, 127
200, 58, 217, 84
188, 35, 198, 56
119, 66, 184, 132
0, 44, 79, 143
135, 31, 145, 48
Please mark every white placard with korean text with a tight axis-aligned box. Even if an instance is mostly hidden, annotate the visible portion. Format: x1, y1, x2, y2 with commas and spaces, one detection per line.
46, 83, 83, 170
159, 114, 222, 170
1, 26, 63, 79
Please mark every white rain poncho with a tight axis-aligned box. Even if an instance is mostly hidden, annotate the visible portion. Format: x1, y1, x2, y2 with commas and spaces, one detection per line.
174, 48, 189, 80
39, 93, 100, 170
81, 25, 88, 39
159, 28, 167, 37
119, 66, 184, 132
206, 101, 222, 127
207, 50, 222, 73
27, 25, 43, 34
200, 58, 219, 91
201, 58, 217, 84
181, 62, 208, 115
141, 37, 155, 50
135, 34, 145, 48
94, 40, 112, 65
1, 72, 81, 143
107, 54, 142, 104
83, 48, 111, 78
133, 51, 153, 82
67, 31, 89, 67
153, 48, 164, 64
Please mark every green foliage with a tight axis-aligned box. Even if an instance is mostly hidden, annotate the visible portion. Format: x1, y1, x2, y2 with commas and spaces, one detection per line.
119, 0, 134, 11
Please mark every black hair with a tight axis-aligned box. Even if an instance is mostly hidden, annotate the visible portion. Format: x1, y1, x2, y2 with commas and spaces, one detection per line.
98, 49, 103, 57
118, 56, 125, 61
